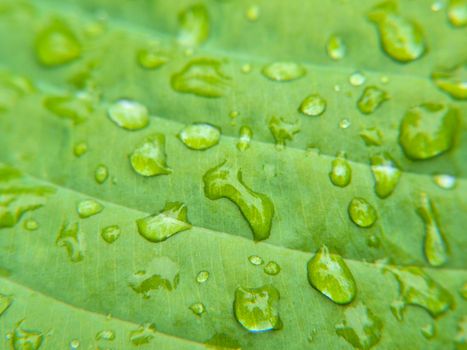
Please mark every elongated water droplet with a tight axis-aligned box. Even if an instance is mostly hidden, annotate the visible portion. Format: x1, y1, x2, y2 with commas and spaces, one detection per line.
129, 257, 179, 298
431, 64, 466, 100
399, 103, 459, 160
196, 271, 209, 283
203, 161, 274, 241
73, 142, 87, 157
234, 285, 282, 333
178, 4, 210, 47
248, 255, 264, 266
268, 116, 301, 147
189, 303, 206, 316
421, 323, 435, 339
129, 323, 157, 346
178, 123, 220, 150
357, 86, 389, 114
370, 153, 401, 198
417, 193, 448, 267
108, 99, 149, 131
348, 198, 377, 228
326, 35, 346, 60
35, 19, 81, 66
448, 0, 467, 27
56, 222, 84, 262
0, 293, 12, 316
335, 303, 383, 350
386, 266, 454, 317
349, 71, 366, 86
307, 245, 356, 304
262, 62, 306, 82
11, 322, 43, 350
23, 218, 39, 231
171, 58, 230, 98
137, 46, 169, 70
299, 94, 327, 116
44, 94, 93, 124
237, 125, 253, 151
368, 1, 426, 62
96, 329, 115, 341
136, 202, 191, 243
77, 199, 103, 218
264, 261, 281, 276
101, 225, 121, 244
329, 152, 352, 187
360, 128, 383, 146
95, 165, 108, 184
130, 134, 172, 176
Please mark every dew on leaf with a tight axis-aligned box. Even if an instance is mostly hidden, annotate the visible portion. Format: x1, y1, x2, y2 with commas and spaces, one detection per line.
23, 218, 39, 231
95, 164, 109, 184
129, 323, 157, 346
73, 142, 87, 157
357, 86, 389, 114
11, 321, 43, 350
370, 153, 401, 198
431, 64, 466, 100
203, 161, 274, 241
96, 329, 115, 341
233, 285, 282, 333
101, 225, 121, 244
448, 0, 467, 27
136, 202, 191, 243
264, 261, 281, 276
56, 221, 84, 262
178, 4, 210, 47
348, 198, 377, 228
137, 46, 169, 70
189, 303, 206, 316
44, 94, 93, 124
77, 199, 103, 218
261, 62, 306, 82
307, 245, 356, 305
360, 127, 383, 146
0, 293, 12, 316
130, 134, 172, 177
107, 99, 149, 131
420, 323, 435, 339
268, 116, 301, 148
248, 255, 264, 266
326, 35, 346, 60
329, 152, 352, 188
196, 271, 209, 284
299, 94, 327, 117
237, 125, 253, 151
178, 123, 220, 150
349, 71, 366, 86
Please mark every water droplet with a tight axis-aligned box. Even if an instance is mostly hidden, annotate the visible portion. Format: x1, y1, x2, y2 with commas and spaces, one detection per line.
44, 94, 93, 124
348, 198, 377, 228
431, 64, 466, 100
349, 71, 366, 86
73, 142, 87, 157
334, 84, 341, 92
196, 271, 209, 283
386, 266, 454, 317
77, 199, 103, 218
171, 58, 230, 98
129, 257, 180, 298
360, 127, 384, 146
399, 103, 459, 160
421, 323, 436, 339
339, 119, 351, 129
329, 152, 352, 187
307, 245, 356, 304
248, 255, 264, 266
95, 165, 109, 184
189, 303, 206, 316
326, 35, 346, 60
299, 94, 327, 116
368, 2, 426, 62
370, 153, 401, 198
0, 293, 12, 316
35, 19, 81, 66
11, 322, 43, 350
129, 323, 157, 346
203, 161, 274, 241
417, 193, 448, 267
107, 99, 149, 131
23, 219, 39, 231
241, 63, 252, 74
380, 75, 389, 84
268, 116, 301, 148
70, 339, 80, 349
237, 125, 253, 151
455, 316, 467, 349
263, 261, 281, 276
335, 303, 383, 350
96, 329, 115, 341
56, 222, 84, 262
137, 46, 169, 70
233, 285, 282, 333
246, 5, 260, 21
130, 134, 172, 177
178, 123, 220, 150
357, 86, 389, 114
136, 202, 191, 243
431, 1, 445, 12
448, 0, 467, 27
101, 225, 121, 244
178, 4, 209, 47
261, 62, 306, 82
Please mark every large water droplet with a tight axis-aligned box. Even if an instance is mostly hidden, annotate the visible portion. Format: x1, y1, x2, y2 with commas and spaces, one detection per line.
264, 261, 281, 276
171, 58, 230, 97
448, 0, 467, 27
360, 127, 383, 146
233, 285, 282, 333
77, 199, 103, 218
101, 225, 121, 244
129, 257, 180, 298
35, 19, 81, 66
326, 35, 346, 60
44, 94, 93, 124
129, 323, 157, 346
56, 221, 84, 262
130, 134, 172, 176
261, 62, 306, 82
0, 293, 12, 316
307, 245, 356, 305
178, 123, 220, 150
348, 198, 377, 228
335, 303, 383, 350
203, 161, 274, 241
178, 4, 209, 47
96, 329, 115, 341
399, 103, 459, 160
189, 303, 206, 316
268, 116, 301, 147
237, 125, 253, 151
431, 64, 466, 100
299, 94, 327, 117
370, 153, 401, 198
368, 1, 426, 62
357, 86, 389, 114
107, 99, 149, 131
136, 202, 191, 243
417, 193, 448, 267
11, 322, 43, 350
329, 152, 352, 187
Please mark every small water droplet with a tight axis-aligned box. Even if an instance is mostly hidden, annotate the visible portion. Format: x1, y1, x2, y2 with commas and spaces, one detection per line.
380, 75, 389, 84
70, 339, 80, 349
233, 285, 282, 333
189, 302, 206, 316
307, 245, 356, 304
261, 62, 306, 82
246, 5, 260, 21
264, 261, 281, 276
56, 221, 85, 262
399, 103, 459, 160
421, 323, 436, 339
448, 0, 467, 27
137, 46, 169, 70
360, 127, 384, 146
0, 293, 12, 316
77, 199, 103, 218
334, 84, 341, 92
431, 1, 445, 12
299, 94, 327, 116
326, 35, 346, 61
348, 198, 377, 228
268, 116, 301, 148
241, 63, 252, 74
203, 161, 274, 241
349, 71, 366, 86
130, 134, 172, 176
248, 255, 264, 266
196, 271, 209, 283
339, 119, 351, 129
129, 323, 157, 346
95, 164, 109, 184
178, 123, 220, 150
96, 329, 115, 341
101, 225, 121, 244
73, 142, 88, 157
329, 152, 352, 187
357, 86, 389, 114
23, 218, 39, 231
370, 153, 401, 198
178, 4, 210, 47
11, 322, 43, 350
107, 99, 149, 131
431, 64, 466, 100
237, 125, 253, 151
